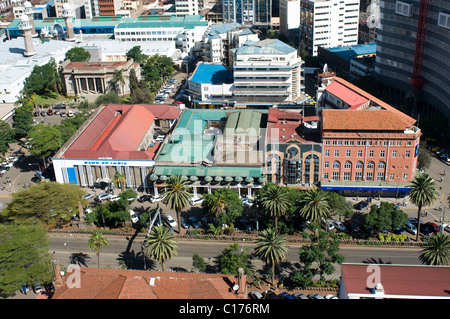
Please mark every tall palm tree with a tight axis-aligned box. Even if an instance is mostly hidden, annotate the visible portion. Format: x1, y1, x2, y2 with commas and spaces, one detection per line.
112, 171, 126, 192
418, 233, 450, 265
88, 232, 109, 268
145, 225, 178, 271
259, 183, 290, 229
163, 175, 192, 233
203, 188, 227, 218
254, 228, 289, 287
112, 69, 126, 96
408, 173, 439, 241
298, 188, 330, 225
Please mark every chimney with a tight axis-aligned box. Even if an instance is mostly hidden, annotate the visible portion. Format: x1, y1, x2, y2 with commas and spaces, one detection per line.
53, 261, 64, 288
236, 268, 247, 298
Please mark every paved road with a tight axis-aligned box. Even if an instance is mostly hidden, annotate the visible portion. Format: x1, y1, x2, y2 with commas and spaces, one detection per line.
49, 233, 421, 277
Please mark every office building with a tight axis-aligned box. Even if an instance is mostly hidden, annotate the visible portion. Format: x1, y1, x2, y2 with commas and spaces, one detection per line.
375, 0, 450, 135
222, 0, 272, 26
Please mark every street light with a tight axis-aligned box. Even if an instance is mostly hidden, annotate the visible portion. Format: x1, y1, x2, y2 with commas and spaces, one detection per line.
439, 201, 447, 234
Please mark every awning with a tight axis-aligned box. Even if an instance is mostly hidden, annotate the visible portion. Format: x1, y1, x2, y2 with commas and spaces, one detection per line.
95, 178, 112, 184
153, 166, 263, 178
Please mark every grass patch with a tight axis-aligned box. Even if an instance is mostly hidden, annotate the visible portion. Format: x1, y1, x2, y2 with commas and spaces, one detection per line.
35, 93, 73, 107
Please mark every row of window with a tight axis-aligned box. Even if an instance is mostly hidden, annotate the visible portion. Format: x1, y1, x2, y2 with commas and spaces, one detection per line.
325, 140, 413, 146
324, 172, 408, 181
324, 149, 411, 158
324, 160, 397, 169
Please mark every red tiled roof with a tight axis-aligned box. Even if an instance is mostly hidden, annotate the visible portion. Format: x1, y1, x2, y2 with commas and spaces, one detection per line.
325, 80, 369, 109
322, 109, 412, 131
64, 61, 129, 69
63, 104, 180, 160
341, 264, 450, 297
51, 268, 244, 299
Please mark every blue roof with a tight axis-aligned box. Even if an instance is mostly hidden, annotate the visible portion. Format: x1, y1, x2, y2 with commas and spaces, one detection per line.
328, 43, 377, 61
190, 64, 232, 85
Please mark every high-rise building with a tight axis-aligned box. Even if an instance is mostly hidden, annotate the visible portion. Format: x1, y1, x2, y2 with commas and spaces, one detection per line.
175, 0, 199, 16
298, 0, 360, 56
375, 0, 450, 135
222, 0, 272, 26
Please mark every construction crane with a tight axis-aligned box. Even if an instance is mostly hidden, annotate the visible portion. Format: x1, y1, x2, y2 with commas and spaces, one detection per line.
410, 0, 430, 90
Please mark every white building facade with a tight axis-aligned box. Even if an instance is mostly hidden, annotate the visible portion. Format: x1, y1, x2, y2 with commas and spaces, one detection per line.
299, 0, 360, 56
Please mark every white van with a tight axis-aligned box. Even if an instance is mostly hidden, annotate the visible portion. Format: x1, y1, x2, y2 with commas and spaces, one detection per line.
321, 218, 335, 231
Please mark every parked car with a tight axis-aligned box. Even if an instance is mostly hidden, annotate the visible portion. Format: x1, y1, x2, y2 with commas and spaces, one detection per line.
307, 293, 324, 299
354, 200, 369, 210
53, 103, 66, 109
264, 290, 281, 299
240, 197, 253, 207
83, 193, 94, 200
137, 195, 152, 202
33, 281, 42, 293
129, 209, 139, 223
109, 194, 120, 201
321, 218, 335, 231
67, 110, 74, 117
345, 221, 361, 233
164, 215, 177, 228
189, 197, 204, 206
249, 290, 263, 299
332, 220, 347, 232
150, 195, 164, 203
181, 217, 190, 229
405, 220, 417, 235
47, 109, 53, 115
324, 294, 337, 299
279, 292, 295, 299
188, 216, 201, 228
60, 111, 66, 117
292, 292, 308, 299
424, 222, 440, 234
420, 223, 434, 236
97, 193, 111, 201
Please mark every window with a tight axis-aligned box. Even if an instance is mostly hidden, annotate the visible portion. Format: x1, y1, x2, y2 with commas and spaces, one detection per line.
377, 172, 384, 181
324, 161, 329, 168
346, 150, 351, 157
344, 161, 352, 169
334, 150, 339, 157
332, 171, 339, 180
324, 172, 329, 179
397, 141, 402, 146
367, 161, 374, 169
380, 150, 385, 157
392, 150, 397, 158
390, 173, 395, 180
355, 171, 362, 181
438, 12, 450, 30
366, 172, 373, 181
405, 151, 410, 158
356, 161, 363, 169
325, 150, 330, 157
333, 161, 340, 169
357, 150, 363, 157
378, 162, 385, 169
395, 1, 413, 17
343, 172, 351, 181
402, 173, 408, 181
369, 150, 374, 157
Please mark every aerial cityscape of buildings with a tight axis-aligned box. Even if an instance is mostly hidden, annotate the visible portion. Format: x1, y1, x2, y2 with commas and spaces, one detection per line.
0, 0, 449, 301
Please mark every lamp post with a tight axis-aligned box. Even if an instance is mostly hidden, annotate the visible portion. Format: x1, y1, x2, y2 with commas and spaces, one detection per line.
439, 200, 447, 234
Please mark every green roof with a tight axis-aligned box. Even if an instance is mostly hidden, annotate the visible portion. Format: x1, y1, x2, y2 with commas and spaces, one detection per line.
154, 166, 263, 178
116, 15, 208, 29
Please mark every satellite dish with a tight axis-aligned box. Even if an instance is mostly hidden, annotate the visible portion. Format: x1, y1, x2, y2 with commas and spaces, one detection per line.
367, 0, 380, 29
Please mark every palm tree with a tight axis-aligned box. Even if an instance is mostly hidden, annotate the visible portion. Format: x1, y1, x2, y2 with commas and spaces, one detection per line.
112, 69, 126, 96
418, 234, 450, 265
112, 171, 126, 192
163, 175, 192, 233
253, 228, 289, 287
259, 183, 290, 229
298, 188, 330, 225
203, 189, 227, 218
88, 232, 109, 268
145, 225, 178, 271
408, 173, 439, 241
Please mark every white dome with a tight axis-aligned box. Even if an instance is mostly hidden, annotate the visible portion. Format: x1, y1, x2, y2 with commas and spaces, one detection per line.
62, 3, 71, 10
20, 13, 29, 22
24, 1, 32, 8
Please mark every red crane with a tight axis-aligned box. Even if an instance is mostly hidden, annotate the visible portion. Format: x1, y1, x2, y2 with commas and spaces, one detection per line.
410, 0, 430, 90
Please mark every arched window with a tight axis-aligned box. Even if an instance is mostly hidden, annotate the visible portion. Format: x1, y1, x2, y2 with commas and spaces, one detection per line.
287, 147, 299, 158
378, 161, 386, 169
333, 161, 340, 169
356, 161, 363, 169
367, 161, 375, 169
344, 161, 352, 169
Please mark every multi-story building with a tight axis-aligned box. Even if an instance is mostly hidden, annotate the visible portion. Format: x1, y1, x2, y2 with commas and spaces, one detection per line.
175, 0, 198, 16
319, 76, 421, 197
231, 39, 304, 107
222, 0, 272, 26
279, 0, 300, 39
113, 15, 210, 57
375, 0, 450, 135
299, 0, 360, 56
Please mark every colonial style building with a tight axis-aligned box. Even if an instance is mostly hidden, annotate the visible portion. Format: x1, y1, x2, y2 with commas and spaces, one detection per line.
319, 76, 421, 196
59, 59, 141, 99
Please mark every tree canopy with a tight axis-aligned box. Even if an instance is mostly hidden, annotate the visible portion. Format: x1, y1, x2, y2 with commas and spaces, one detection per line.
65, 47, 91, 62
27, 124, 62, 160
0, 224, 53, 296
23, 59, 62, 97
2, 182, 87, 227
202, 187, 243, 226
364, 202, 408, 232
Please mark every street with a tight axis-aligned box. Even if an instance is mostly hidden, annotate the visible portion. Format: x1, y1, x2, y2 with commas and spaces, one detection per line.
49, 232, 421, 278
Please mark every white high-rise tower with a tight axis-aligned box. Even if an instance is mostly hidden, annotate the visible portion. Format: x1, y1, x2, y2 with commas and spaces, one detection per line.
19, 13, 37, 57
62, 3, 76, 42
23, 1, 38, 37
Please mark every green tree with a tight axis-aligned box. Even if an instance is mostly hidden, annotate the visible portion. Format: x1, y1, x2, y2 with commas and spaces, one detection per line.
94, 92, 122, 107
0, 120, 13, 155
258, 183, 290, 229
12, 106, 34, 139
364, 202, 408, 232
88, 232, 109, 268
112, 69, 126, 96
202, 187, 243, 226
126, 45, 147, 65
3, 183, 87, 227
253, 228, 289, 287
192, 253, 206, 272
65, 47, 91, 62
408, 173, 439, 241
162, 175, 192, 233
418, 234, 450, 265
327, 192, 354, 221
145, 225, 178, 271
0, 224, 53, 296
113, 171, 126, 192
298, 229, 345, 284
27, 124, 62, 166
417, 142, 432, 170
23, 58, 62, 96
217, 243, 252, 276
298, 188, 330, 225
